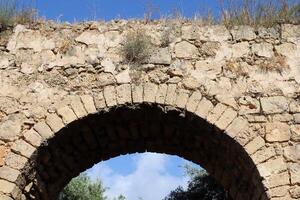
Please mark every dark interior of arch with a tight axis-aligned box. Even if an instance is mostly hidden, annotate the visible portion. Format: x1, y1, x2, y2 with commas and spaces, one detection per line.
21, 104, 267, 200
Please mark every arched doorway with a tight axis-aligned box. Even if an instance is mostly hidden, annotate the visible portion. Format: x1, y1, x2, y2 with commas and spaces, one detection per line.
20, 102, 267, 200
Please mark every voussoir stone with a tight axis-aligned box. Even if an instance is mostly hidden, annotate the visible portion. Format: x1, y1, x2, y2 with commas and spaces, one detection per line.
0, 120, 22, 142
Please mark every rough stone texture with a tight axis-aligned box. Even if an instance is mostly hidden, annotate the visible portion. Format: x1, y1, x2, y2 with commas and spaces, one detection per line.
265, 122, 291, 142
0, 21, 299, 200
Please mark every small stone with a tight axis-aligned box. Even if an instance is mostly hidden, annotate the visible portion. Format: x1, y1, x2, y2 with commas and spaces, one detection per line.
102, 58, 116, 73
175, 41, 198, 59
0, 58, 10, 69
20, 63, 35, 74
265, 122, 291, 142
116, 69, 131, 84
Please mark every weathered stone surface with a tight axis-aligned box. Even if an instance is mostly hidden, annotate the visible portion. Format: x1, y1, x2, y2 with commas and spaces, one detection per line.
46, 114, 64, 133
175, 41, 198, 59
132, 84, 143, 104
0, 146, 7, 166
148, 48, 171, 65
257, 157, 287, 177
103, 86, 117, 107
75, 30, 105, 45
260, 96, 289, 114
57, 106, 77, 125
0, 179, 17, 194
195, 98, 214, 119
0, 194, 13, 200
0, 166, 20, 182
264, 171, 290, 189
70, 96, 87, 118
252, 43, 274, 58
0, 120, 22, 142
232, 42, 250, 58
116, 69, 131, 84
116, 84, 132, 104
165, 84, 177, 105
5, 152, 27, 170
225, 117, 248, 138
144, 83, 158, 103
232, 26, 256, 41
244, 136, 265, 155
252, 147, 276, 164
81, 95, 97, 114
23, 129, 42, 147
11, 139, 35, 158
102, 58, 116, 73
34, 122, 54, 139
265, 122, 291, 142
290, 163, 300, 184
215, 108, 237, 130
186, 91, 202, 112
290, 187, 300, 198
175, 89, 190, 108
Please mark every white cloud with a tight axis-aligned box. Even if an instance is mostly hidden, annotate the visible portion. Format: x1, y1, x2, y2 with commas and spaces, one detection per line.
87, 153, 189, 200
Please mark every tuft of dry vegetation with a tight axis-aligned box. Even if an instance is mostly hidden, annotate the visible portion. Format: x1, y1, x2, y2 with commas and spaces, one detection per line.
0, 0, 36, 31
259, 54, 289, 73
220, 0, 300, 28
121, 30, 152, 65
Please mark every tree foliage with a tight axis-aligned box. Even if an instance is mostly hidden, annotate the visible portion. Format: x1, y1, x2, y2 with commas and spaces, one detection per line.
163, 165, 232, 200
59, 173, 107, 200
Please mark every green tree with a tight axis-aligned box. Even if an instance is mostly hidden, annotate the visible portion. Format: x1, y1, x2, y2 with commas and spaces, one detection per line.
163, 165, 232, 200
59, 173, 107, 200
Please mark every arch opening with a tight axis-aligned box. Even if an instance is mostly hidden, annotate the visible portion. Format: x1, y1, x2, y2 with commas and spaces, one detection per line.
20, 104, 267, 200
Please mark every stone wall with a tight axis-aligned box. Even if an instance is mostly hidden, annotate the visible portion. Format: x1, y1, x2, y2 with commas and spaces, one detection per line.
0, 20, 299, 199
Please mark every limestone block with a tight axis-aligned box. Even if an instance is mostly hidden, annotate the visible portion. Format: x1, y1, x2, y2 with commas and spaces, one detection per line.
0, 166, 20, 182
244, 136, 265, 155
232, 26, 256, 41
75, 30, 105, 46
265, 122, 291, 142
34, 122, 54, 139
0, 194, 13, 200
0, 120, 21, 142
5, 152, 27, 170
252, 147, 276, 164
132, 84, 143, 104
264, 171, 290, 189
275, 43, 297, 57
155, 84, 168, 104
269, 185, 289, 197
103, 86, 117, 107
207, 103, 227, 124
57, 106, 78, 125
260, 96, 289, 114
144, 83, 158, 103
282, 24, 300, 43
175, 41, 198, 59
182, 77, 200, 90
148, 48, 171, 65
80, 95, 97, 114
165, 84, 177, 105
294, 113, 300, 124
175, 89, 190, 108
225, 117, 249, 138
23, 129, 42, 147
94, 92, 106, 109
0, 146, 7, 166
257, 157, 287, 177
290, 187, 300, 198
252, 42, 274, 58
215, 108, 237, 130
232, 42, 250, 58
70, 96, 87, 118
11, 139, 35, 158
290, 163, 300, 184
0, 179, 17, 194
46, 114, 64, 133
186, 91, 202, 113
195, 98, 214, 119
116, 84, 132, 104
102, 58, 116, 73
116, 69, 131, 84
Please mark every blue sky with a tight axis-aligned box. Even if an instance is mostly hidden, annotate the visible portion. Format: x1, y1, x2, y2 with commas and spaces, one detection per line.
34, 0, 222, 22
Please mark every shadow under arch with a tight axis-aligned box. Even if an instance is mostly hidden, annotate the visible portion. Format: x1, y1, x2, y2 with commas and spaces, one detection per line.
22, 103, 268, 200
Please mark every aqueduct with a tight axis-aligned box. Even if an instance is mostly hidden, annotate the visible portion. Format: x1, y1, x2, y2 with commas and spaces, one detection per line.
0, 20, 299, 199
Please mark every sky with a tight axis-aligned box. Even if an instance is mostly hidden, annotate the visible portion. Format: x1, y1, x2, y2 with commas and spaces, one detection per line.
34, 0, 223, 22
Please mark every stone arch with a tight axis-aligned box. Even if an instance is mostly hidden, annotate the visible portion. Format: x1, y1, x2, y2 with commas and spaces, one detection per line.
0, 83, 273, 200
